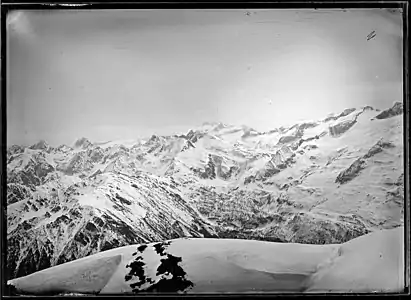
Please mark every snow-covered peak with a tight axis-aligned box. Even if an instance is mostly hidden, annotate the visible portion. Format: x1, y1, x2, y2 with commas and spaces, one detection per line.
95, 139, 139, 149
56, 144, 73, 152
198, 121, 232, 132
7, 145, 24, 157
361, 105, 376, 111
146, 134, 162, 144
29, 140, 50, 151
73, 137, 92, 149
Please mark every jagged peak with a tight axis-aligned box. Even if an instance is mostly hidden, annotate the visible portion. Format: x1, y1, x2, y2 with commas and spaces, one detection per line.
321, 107, 358, 123
148, 134, 161, 142
392, 101, 403, 107
57, 144, 73, 151
341, 107, 357, 115
29, 140, 50, 150
73, 137, 92, 149
8, 144, 23, 151
201, 121, 231, 130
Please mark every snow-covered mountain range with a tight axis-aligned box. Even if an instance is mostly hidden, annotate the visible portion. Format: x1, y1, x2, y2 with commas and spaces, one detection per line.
6, 102, 404, 281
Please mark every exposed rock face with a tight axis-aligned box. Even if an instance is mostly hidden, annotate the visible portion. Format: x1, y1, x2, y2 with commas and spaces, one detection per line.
375, 102, 403, 119
7, 152, 56, 190
323, 108, 357, 122
29, 140, 51, 152
65, 152, 94, 174
335, 157, 366, 184
362, 105, 374, 110
278, 128, 304, 145
327, 107, 372, 137
329, 119, 357, 137
73, 137, 92, 149
124, 241, 194, 293
88, 147, 105, 162
336, 139, 396, 184
6, 104, 403, 281
384, 174, 405, 219
7, 145, 24, 157
7, 183, 33, 205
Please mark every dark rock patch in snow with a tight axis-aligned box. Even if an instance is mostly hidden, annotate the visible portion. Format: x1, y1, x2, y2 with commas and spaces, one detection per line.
324, 108, 356, 122
7, 183, 32, 205
335, 158, 366, 184
125, 255, 151, 287
29, 140, 50, 151
85, 222, 98, 233
153, 241, 172, 256
304, 144, 318, 150
277, 128, 304, 145
244, 175, 255, 185
142, 254, 194, 293
385, 173, 404, 208
375, 102, 403, 119
126, 241, 194, 293
115, 193, 132, 205
336, 139, 395, 184
50, 205, 61, 213
74, 137, 92, 149
329, 119, 357, 137
132, 244, 148, 256
137, 244, 148, 253
363, 139, 395, 159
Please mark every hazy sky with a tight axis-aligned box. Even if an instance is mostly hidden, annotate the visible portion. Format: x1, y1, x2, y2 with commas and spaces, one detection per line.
7, 9, 403, 147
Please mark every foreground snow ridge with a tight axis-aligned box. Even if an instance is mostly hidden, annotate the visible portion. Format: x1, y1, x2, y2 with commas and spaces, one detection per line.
7, 226, 404, 295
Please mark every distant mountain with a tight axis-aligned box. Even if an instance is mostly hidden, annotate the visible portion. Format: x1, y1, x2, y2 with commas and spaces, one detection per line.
73, 137, 92, 150
6, 102, 404, 280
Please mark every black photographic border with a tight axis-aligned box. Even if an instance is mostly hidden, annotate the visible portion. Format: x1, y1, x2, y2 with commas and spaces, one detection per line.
1, 0, 409, 297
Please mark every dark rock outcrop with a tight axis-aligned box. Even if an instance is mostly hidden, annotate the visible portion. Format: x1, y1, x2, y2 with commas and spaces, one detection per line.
335, 157, 366, 184
329, 119, 357, 137
7, 145, 24, 157
29, 140, 50, 151
336, 139, 396, 184
7, 183, 32, 205
375, 102, 403, 119
73, 137, 92, 149
125, 241, 194, 293
324, 108, 356, 122
278, 128, 304, 145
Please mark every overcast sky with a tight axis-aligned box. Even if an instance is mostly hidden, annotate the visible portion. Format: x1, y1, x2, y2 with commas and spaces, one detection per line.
7, 8, 403, 147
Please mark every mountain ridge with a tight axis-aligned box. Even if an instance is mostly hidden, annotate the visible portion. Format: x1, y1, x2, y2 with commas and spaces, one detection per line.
6, 102, 404, 280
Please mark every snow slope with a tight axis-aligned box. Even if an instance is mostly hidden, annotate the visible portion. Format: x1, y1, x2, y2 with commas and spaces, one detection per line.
7, 226, 404, 295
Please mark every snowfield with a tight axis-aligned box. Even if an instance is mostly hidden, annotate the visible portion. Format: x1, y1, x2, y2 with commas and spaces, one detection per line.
7, 226, 404, 295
